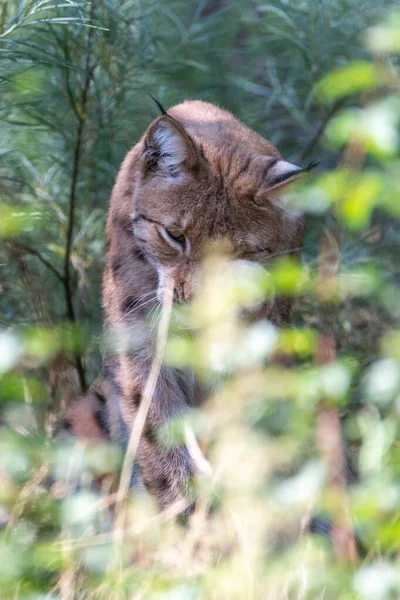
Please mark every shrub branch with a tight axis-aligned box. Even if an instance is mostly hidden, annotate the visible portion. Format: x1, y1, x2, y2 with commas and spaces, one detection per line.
63, 1, 96, 391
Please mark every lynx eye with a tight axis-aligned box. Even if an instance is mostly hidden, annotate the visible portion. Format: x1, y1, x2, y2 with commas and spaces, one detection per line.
247, 246, 272, 256
165, 229, 186, 248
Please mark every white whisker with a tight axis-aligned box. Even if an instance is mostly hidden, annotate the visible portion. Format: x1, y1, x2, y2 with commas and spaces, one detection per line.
103, 290, 158, 354
265, 246, 303, 261
123, 295, 158, 320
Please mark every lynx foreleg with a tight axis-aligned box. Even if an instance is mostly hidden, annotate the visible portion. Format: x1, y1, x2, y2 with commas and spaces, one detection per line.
119, 362, 198, 516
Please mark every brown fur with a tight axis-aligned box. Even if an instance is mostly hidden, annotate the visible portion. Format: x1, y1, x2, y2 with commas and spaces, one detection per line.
61, 392, 107, 442
69, 101, 306, 512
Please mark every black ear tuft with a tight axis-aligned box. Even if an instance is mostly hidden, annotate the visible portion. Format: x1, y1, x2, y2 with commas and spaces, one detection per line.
266, 158, 322, 191
304, 159, 324, 172
149, 94, 168, 115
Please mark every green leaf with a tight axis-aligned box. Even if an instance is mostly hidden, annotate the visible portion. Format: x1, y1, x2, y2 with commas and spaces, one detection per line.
337, 173, 383, 229
325, 101, 400, 158
316, 61, 384, 103
0, 204, 43, 238
368, 12, 400, 54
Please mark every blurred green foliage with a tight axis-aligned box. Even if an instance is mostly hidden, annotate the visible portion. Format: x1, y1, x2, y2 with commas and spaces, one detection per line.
1, 0, 400, 598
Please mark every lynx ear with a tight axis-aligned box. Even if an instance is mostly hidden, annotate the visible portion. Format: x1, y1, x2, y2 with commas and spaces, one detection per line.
142, 115, 198, 178
266, 159, 320, 191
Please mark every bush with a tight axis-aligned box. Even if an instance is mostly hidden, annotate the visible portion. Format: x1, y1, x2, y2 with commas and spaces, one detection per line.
1, 1, 400, 598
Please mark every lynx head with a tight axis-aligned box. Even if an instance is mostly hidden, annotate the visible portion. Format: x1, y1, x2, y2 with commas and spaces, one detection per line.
131, 100, 315, 304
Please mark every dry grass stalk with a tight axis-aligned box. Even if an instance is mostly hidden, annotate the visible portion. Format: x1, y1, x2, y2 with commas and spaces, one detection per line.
112, 276, 174, 558
315, 228, 357, 564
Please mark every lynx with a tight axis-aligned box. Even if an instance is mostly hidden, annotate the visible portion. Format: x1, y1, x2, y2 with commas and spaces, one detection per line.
62, 100, 315, 514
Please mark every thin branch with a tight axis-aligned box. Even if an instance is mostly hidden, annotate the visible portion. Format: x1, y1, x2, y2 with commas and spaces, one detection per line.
48, 23, 82, 121
63, 1, 95, 391
0, 2, 8, 35
11, 240, 64, 283
315, 228, 358, 564
300, 99, 345, 161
